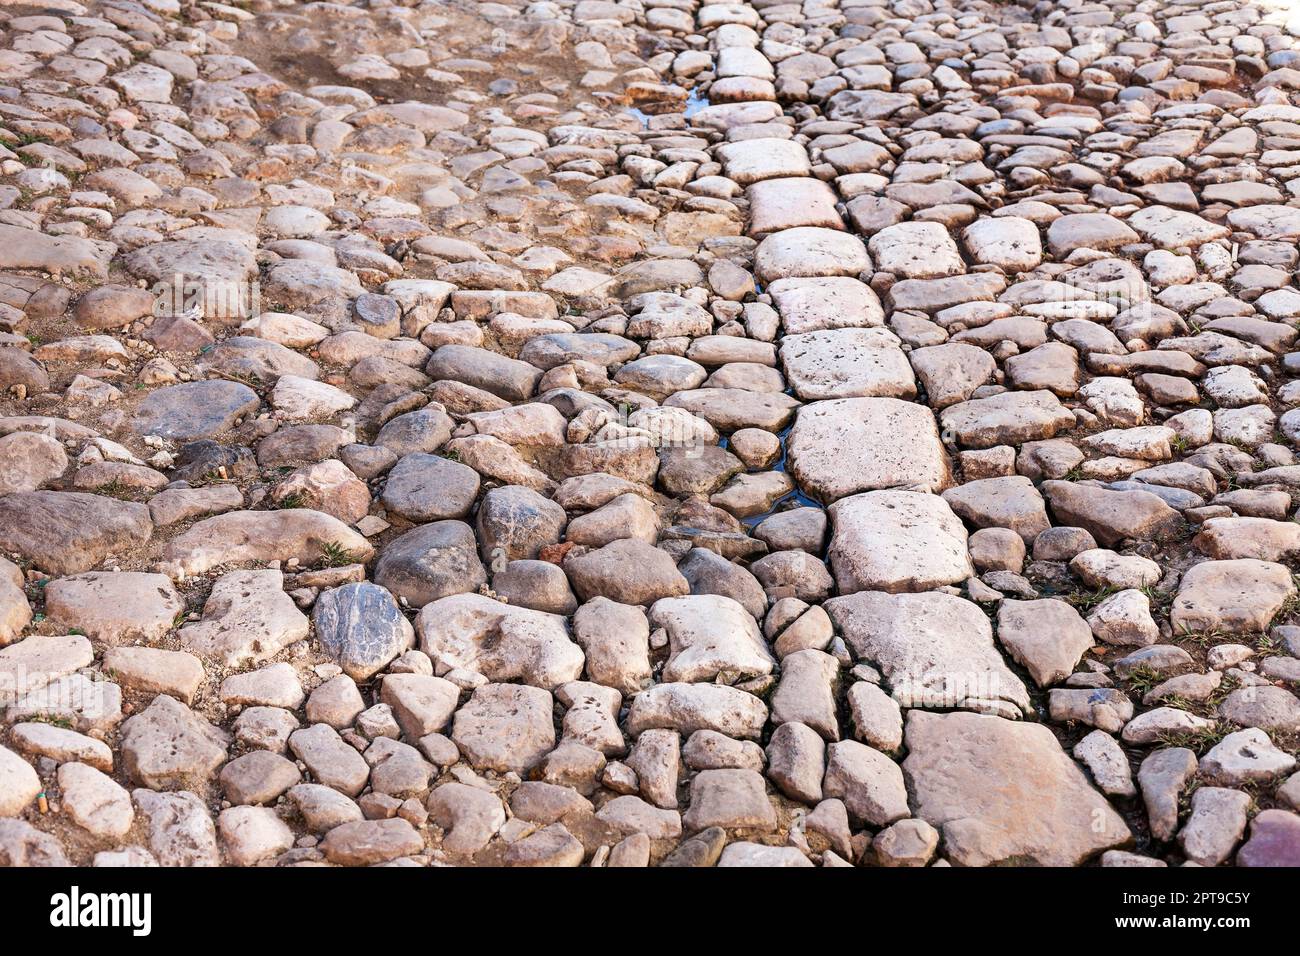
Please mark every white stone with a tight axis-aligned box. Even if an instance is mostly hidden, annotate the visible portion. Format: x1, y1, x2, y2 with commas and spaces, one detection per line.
827, 490, 973, 594
787, 397, 951, 502
869, 221, 964, 279
780, 328, 915, 400
962, 216, 1043, 271
651, 594, 775, 683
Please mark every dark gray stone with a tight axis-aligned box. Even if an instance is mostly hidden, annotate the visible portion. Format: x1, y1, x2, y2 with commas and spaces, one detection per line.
131, 380, 261, 441
381, 453, 480, 522
169, 441, 257, 483
352, 293, 401, 338
313, 582, 416, 680
374, 520, 487, 608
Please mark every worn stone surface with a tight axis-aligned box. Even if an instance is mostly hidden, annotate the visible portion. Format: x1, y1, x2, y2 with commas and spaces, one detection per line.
160, 511, 374, 581
652, 594, 774, 684
828, 491, 972, 594
826, 591, 1030, 717
0, 0, 1295, 870
904, 712, 1131, 866
177, 570, 308, 667
0, 744, 40, 817
787, 398, 951, 502
44, 572, 182, 645
120, 695, 229, 791
313, 583, 415, 681
1172, 560, 1297, 635
0, 492, 152, 576
451, 684, 556, 774
416, 593, 581, 690
996, 599, 1095, 687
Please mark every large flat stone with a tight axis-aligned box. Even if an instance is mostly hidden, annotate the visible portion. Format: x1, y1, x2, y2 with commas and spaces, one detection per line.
177, 570, 309, 667
888, 273, 1006, 313
754, 228, 870, 284
120, 694, 229, 791
1226, 204, 1300, 240
780, 328, 915, 401
451, 683, 556, 774
787, 397, 950, 502
768, 276, 885, 334
0, 744, 40, 817
716, 138, 810, 185
650, 594, 775, 684
0, 492, 152, 576
825, 590, 1030, 717
159, 509, 373, 579
903, 711, 1131, 866
1171, 559, 1297, 635
0, 223, 115, 278
747, 178, 844, 235
1041, 481, 1182, 547
827, 490, 973, 594
625, 683, 768, 740
132, 789, 220, 866
869, 221, 965, 279
0, 635, 94, 706
125, 238, 258, 319
941, 475, 1051, 545
908, 343, 997, 409
44, 572, 182, 644
663, 388, 799, 433
962, 216, 1043, 271
415, 592, 582, 690
1046, 213, 1139, 257
996, 599, 1095, 687
1128, 206, 1230, 250
939, 390, 1075, 449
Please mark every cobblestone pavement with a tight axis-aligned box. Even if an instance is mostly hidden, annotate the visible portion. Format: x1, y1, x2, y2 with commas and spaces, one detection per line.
1, 0, 1300, 867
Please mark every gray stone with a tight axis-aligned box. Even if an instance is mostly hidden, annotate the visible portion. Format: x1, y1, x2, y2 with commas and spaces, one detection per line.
131, 380, 261, 441
177, 570, 308, 666
313, 582, 415, 680
475, 485, 566, 562
380, 453, 480, 522
682, 768, 776, 832
0, 745, 39, 817
289, 724, 370, 797
373, 521, 486, 608
1138, 747, 1198, 841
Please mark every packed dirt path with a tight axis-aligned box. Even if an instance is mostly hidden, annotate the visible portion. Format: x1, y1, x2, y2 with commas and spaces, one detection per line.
1, 0, 1300, 868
